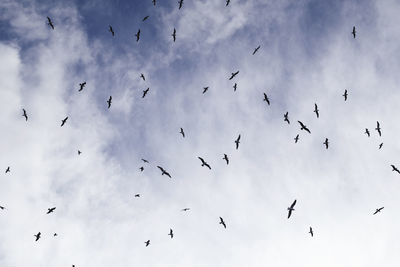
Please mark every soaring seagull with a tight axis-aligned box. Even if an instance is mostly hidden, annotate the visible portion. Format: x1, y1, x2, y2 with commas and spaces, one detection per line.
343, 89, 348, 101
168, 228, 174, 238
284, 112, 290, 124
219, 217, 226, 228
181, 208, 190, 211
235, 134, 241, 150
152, 0, 156, 6
107, 96, 112, 109
297, 121, 311, 134
373, 207, 384, 215
135, 29, 141, 42
323, 138, 329, 149
365, 128, 370, 137
178, 0, 183, 9
22, 109, 28, 121
47, 17, 54, 29
198, 157, 211, 170
172, 28, 176, 42
223, 154, 229, 165
233, 83, 237, 92
229, 71, 239, 80
309, 227, 314, 237
180, 128, 185, 138
78, 81, 86, 92
109, 25, 114, 36
202, 87, 209, 94
5, 167, 10, 174
263, 93, 270, 105
157, 166, 172, 178
142, 16, 149, 21
252, 45, 260, 55
61, 117, 68, 127
34, 232, 41, 241
140, 73, 145, 81
352, 26, 356, 38
294, 134, 299, 143
314, 103, 319, 118
391, 164, 400, 174
379, 143, 383, 149
145, 240, 150, 247
287, 199, 297, 219
375, 121, 382, 136
226, 0, 230, 6
47, 207, 56, 214
142, 88, 150, 98
141, 159, 149, 163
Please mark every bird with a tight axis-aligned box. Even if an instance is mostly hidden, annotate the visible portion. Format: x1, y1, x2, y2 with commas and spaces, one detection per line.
34, 232, 41, 241
314, 103, 319, 118
140, 73, 145, 81
352, 26, 356, 38
141, 159, 149, 163
168, 228, 174, 238
373, 207, 384, 215
287, 199, 297, 219
226, 0, 230, 6
109, 25, 114, 36
78, 82, 86, 92
219, 217, 226, 228
172, 28, 176, 42
178, 0, 183, 9
181, 208, 190, 211
61, 117, 68, 127
379, 143, 383, 149
252, 45, 260, 55
323, 138, 329, 149
297, 121, 311, 134
375, 121, 382, 136
135, 194, 140, 197
54, 233, 57, 236
157, 166, 172, 178
135, 29, 141, 42
235, 134, 241, 150
309, 227, 313, 237
294, 134, 299, 143
152, 0, 156, 6
202, 87, 209, 94
47, 207, 56, 214
365, 128, 370, 137
78, 150, 82, 155
145, 240, 150, 247
284, 112, 290, 124
139, 167, 144, 172
233, 83, 237, 92
343, 89, 348, 101
223, 154, 229, 165
5, 167, 10, 174
142, 88, 150, 98
229, 71, 239, 80
0, 206, 5, 210
391, 164, 400, 174
22, 109, 28, 121
180, 128, 185, 138
107, 96, 112, 109
142, 16, 149, 21
198, 157, 211, 170
47, 16, 54, 29
263, 93, 270, 105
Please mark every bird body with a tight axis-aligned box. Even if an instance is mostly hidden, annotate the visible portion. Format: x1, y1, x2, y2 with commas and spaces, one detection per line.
294, 134, 299, 143
391, 164, 400, 174
168, 228, 174, 238
157, 166, 172, 178
352, 26, 356, 38
323, 138, 329, 149
263, 93, 270, 105
219, 217, 226, 228
61, 117, 68, 127
198, 157, 211, 170
34, 232, 41, 241
233, 83, 237, 92
178, 0, 183, 9
252, 45, 260, 55
135, 29, 141, 42
202, 87, 209, 94
145, 240, 150, 247
78, 81, 86, 91
5, 167, 10, 173
109, 25, 114, 36
309, 227, 313, 237
297, 121, 311, 134
180, 128, 185, 138
287, 199, 297, 219
143, 16, 149, 21
343, 90, 348, 101
314, 103, 319, 118
47, 207, 56, 214
172, 28, 176, 42
107, 96, 112, 108
373, 207, 384, 215
229, 71, 239, 80
365, 128, 370, 137
22, 109, 28, 121
47, 17, 54, 29
223, 154, 229, 165
140, 73, 145, 81
284, 112, 290, 124
235, 134, 241, 149
375, 121, 382, 136
142, 88, 150, 98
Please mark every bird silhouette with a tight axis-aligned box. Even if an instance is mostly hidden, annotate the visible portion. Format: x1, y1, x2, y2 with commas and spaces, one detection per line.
172, 28, 176, 42
139, 166, 144, 172
375, 121, 382, 136
252, 45, 260, 55
152, 0, 156, 6
235, 134, 241, 150
352, 26, 356, 38
168, 228, 174, 238
323, 138, 329, 149
263, 93, 270, 105
142, 159, 149, 163
379, 143, 383, 149
365, 128, 370, 137
219, 217, 226, 228
198, 157, 211, 170
202, 87, 209, 94
135, 29, 141, 42
229, 71, 239, 80
391, 165, 400, 174
233, 83, 237, 92
294, 134, 299, 143
226, 0, 230, 6
61, 117, 68, 127
297, 121, 311, 134
47, 17, 54, 29
0, 206, 5, 210
135, 194, 140, 197
142, 88, 150, 98
47, 207, 56, 214
343, 90, 348, 101
157, 166, 172, 178
314, 103, 319, 118
143, 16, 149, 21
178, 0, 183, 9
373, 207, 384, 215
145, 240, 150, 247
140, 73, 145, 81
34, 232, 41, 241
107, 96, 112, 109
22, 109, 28, 121
181, 208, 190, 211
109, 25, 114, 36
5, 167, 10, 174
309, 227, 313, 237
284, 112, 290, 124
180, 128, 185, 138
78, 150, 82, 155
223, 154, 229, 165
54, 233, 57, 236
287, 199, 297, 219
78, 82, 86, 92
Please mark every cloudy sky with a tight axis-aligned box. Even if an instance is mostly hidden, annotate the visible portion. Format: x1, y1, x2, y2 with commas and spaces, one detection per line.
1, 0, 400, 266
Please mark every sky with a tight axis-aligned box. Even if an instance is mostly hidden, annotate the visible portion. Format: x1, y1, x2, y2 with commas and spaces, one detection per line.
1, 0, 400, 266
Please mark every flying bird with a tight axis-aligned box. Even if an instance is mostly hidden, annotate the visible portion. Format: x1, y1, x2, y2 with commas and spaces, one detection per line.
229, 71, 239, 80
34, 232, 41, 241
145, 240, 150, 247
139, 166, 144, 172
22, 109, 28, 121
109, 25, 114, 36
226, 0, 230, 6
141, 159, 149, 163
297, 121, 311, 134
323, 138, 329, 149
252, 45, 260, 55
294, 134, 299, 143
233, 83, 237, 92
61, 117, 68, 127
284, 112, 290, 124
54, 233, 57, 236
314, 103, 319, 118
140, 73, 145, 81
107, 96, 112, 108
78, 150, 82, 155
365, 128, 370, 137
47, 207, 56, 214
223, 154, 229, 165
198, 157, 211, 170
180, 128, 185, 138
352, 26, 356, 38
5, 167, 10, 174
263, 93, 270, 105
181, 208, 190, 211
375, 121, 382, 136
235, 134, 241, 150
219, 217, 226, 228
343, 89, 348, 101
287, 199, 297, 219
152, 0, 156, 6
373, 207, 384, 215
78, 81, 86, 92
202, 87, 209, 94
0, 206, 5, 210
142, 16, 149, 21
379, 143, 383, 149
47, 16, 54, 29
309, 227, 313, 237
391, 164, 400, 174
157, 166, 172, 178
142, 88, 150, 98
172, 28, 176, 42
135, 194, 140, 197
168, 228, 174, 238
135, 29, 141, 42
178, 0, 183, 9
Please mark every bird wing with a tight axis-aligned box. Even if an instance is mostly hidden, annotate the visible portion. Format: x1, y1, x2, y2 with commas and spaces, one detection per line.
290, 199, 297, 208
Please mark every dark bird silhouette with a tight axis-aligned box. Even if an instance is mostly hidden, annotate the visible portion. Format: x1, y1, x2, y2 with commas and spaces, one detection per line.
233, 83, 237, 92
180, 128, 185, 138
373, 207, 384, 215
202, 87, 209, 94
375, 121, 382, 136
178, 0, 183, 9
143, 16, 149, 21
223, 154, 229, 165
226, 0, 230, 6
352, 26, 356, 38
157, 166, 172, 178
142, 88, 150, 98
22, 109, 28, 121
109, 25, 114, 36
61, 117, 68, 127
314, 103, 319, 118
309, 227, 313, 237
54, 233, 57, 236
343, 89, 348, 101
140, 73, 145, 81
145, 240, 150, 247
139, 166, 144, 172
0, 206, 5, 210
365, 128, 370, 137
229, 71, 239, 80
287, 199, 297, 219
181, 208, 190, 211
135, 29, 141, 42
297, 121, 311, 134
152, 0, 156, 6
284, 112, 290, 124
141, 159, 149, 163
135, 194, 140, 197
379, 143, 383, 149
323, 138, 329, 149
5, 167, 10, 174
34, 232, 41, 241
235, 134, 241, 150
198, 157, 211, 170
172, 28, 176, 42
263, 93, 270, 105
47, 17, 54, 29
219, 217, 226, 228
168, 228, 174, 238
78, 150, 82, 155
47, 207, 56, 214
391, 164, 400, 174
294, 134, 299, 143
252, 45, 260, 55
107, 96, 112, 109
78, 82, 86, 92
